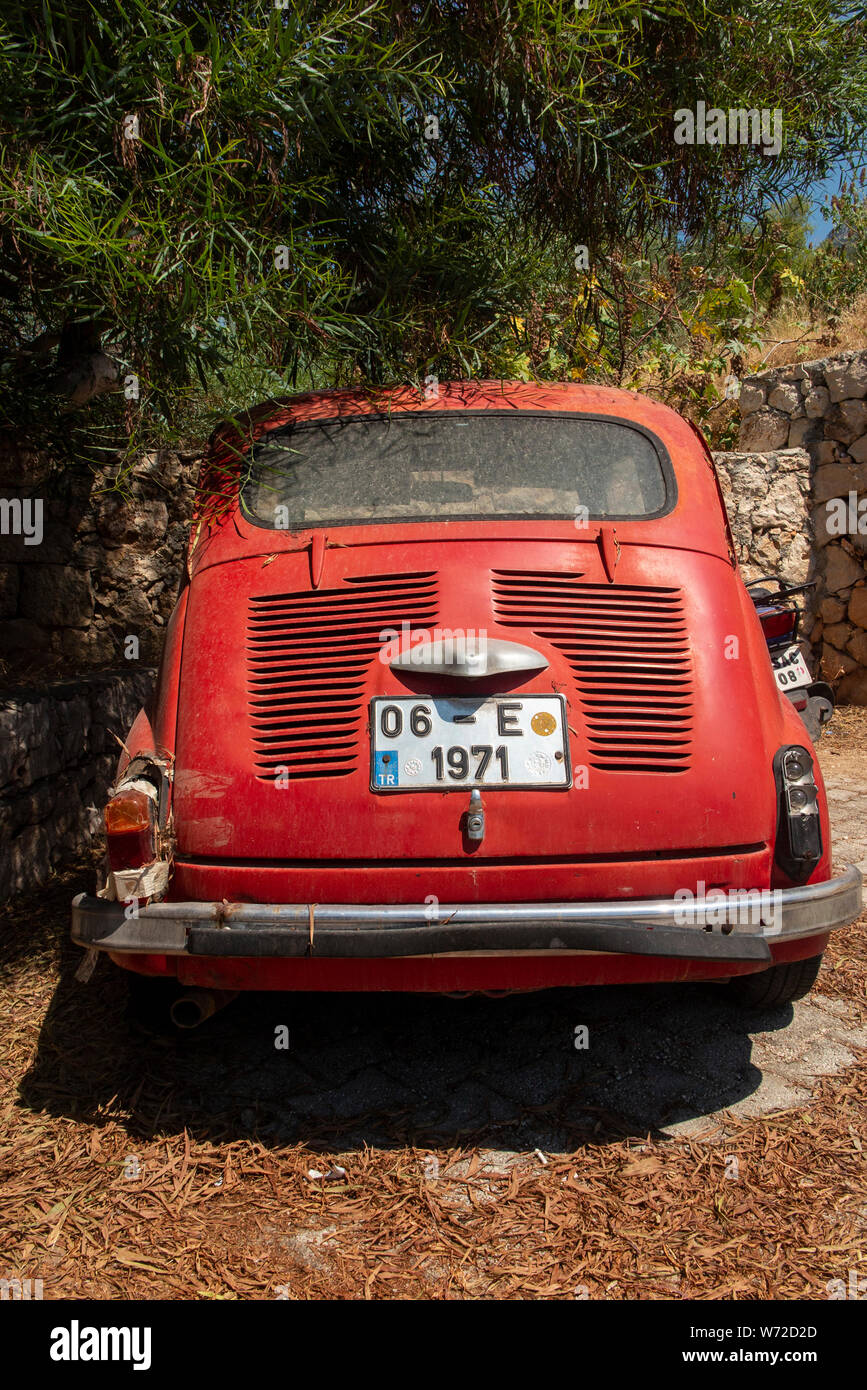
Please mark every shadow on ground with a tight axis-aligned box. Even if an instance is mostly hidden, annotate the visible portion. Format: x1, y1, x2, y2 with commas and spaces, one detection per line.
15, 871, 796, 1153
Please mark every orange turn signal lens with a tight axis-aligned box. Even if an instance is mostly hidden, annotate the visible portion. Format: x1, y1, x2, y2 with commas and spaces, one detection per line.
105, 789, 155, 869
105, 789, 151, 834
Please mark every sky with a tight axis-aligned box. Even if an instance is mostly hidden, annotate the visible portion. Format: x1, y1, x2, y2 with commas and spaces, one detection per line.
807, 158, 863, 243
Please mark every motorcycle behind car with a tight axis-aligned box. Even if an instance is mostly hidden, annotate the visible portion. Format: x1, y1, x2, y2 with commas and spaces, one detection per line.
747, 576, 836, 742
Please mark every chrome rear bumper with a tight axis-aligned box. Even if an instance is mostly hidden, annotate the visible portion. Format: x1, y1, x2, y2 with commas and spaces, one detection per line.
71, 866, 862, 964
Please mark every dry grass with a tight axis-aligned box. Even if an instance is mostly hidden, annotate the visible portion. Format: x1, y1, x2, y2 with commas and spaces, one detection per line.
823, 704, 867, 742
745, 292, 867, 373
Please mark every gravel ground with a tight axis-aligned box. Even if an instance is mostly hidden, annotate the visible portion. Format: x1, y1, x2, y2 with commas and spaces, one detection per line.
817, 707, 867, 879
0, 709, 865, 1300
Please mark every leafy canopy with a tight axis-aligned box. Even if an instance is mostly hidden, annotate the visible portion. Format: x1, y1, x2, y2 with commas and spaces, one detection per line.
0, 0, 864, 452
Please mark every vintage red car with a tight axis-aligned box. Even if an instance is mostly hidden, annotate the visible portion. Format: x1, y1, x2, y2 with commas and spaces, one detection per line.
72, 380, 861, 1022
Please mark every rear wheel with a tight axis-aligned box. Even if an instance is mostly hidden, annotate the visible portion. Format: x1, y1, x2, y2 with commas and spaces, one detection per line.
728, 953, 823, 1007
798, 685, 835, 742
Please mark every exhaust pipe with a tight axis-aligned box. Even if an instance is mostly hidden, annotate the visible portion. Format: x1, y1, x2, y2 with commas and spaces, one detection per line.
170, 988, 238, 1029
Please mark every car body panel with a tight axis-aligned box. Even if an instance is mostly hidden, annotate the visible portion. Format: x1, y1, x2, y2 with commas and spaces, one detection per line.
77, 381, 858, 992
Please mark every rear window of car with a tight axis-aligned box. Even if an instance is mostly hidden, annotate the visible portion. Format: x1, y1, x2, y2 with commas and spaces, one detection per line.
239, 410, 673, 528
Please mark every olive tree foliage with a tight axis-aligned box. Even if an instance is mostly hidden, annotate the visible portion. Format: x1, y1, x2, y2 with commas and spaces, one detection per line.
0, 0, 864, 457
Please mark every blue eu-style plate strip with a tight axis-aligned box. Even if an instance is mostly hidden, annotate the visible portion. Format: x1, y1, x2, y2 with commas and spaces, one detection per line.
374, 751, 399, 788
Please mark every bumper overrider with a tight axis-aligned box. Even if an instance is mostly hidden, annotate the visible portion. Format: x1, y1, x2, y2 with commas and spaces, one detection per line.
72, 867, 862, 964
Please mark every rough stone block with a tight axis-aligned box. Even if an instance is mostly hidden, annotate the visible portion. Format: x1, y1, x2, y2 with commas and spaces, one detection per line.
737, 408, 790, 452
825, 356, 867, 404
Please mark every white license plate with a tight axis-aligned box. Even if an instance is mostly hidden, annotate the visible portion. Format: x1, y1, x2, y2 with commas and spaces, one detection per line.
370, 696, 570, 790
773, 643, 812, 692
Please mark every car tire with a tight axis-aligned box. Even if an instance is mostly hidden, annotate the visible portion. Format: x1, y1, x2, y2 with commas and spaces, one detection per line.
799, 693, 834, 742
728, 953, 823, 1007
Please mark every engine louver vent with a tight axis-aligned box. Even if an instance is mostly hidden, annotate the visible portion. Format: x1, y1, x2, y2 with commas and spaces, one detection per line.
247, 572, 438, 780
492, 570, 693, 772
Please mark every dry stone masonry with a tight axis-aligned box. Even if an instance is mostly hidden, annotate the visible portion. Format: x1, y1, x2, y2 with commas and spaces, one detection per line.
0, 669, 155, 900
0, 442, 197, 677
712, 447, 811, 585
736, 350, 867, 705
0, 440, 192, 899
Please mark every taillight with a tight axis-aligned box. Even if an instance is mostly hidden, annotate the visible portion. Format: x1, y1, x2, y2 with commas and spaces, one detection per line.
105, 788, 155, 870
773, 745, 822, 882
759, 607, 798, 645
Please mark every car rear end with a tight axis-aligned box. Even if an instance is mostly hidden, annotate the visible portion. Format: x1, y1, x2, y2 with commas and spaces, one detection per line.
72, 382, 861, 996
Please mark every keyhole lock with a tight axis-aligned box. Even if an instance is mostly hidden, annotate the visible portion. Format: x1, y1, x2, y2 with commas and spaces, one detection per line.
466, 789, 485, 842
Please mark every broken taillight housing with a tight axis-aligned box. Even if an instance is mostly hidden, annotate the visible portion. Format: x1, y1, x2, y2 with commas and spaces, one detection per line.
104, 788, 155, 871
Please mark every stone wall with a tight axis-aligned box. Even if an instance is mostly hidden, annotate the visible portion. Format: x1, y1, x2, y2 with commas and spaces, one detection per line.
1, 440, 194, 898
0, 669, 155, 901
736, 350, 867, 703
712, 447, 811, 584
0, 442, 197, 680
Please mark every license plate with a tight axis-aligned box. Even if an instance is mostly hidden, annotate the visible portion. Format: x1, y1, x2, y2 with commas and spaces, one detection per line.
772, 643, 812, 692
370, 696, 570, 790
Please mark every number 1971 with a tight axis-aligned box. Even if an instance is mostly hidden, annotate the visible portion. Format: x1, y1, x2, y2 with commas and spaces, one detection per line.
431, 745, 509, 781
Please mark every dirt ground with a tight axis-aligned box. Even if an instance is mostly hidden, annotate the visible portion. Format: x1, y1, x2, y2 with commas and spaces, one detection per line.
1, 715, 865, 1301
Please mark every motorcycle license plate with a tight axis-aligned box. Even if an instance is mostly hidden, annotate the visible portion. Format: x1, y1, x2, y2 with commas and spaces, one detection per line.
773, 643, 812, 693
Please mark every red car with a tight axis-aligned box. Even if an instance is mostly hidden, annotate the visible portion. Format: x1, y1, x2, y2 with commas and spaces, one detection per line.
72, 381, 861, 1022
